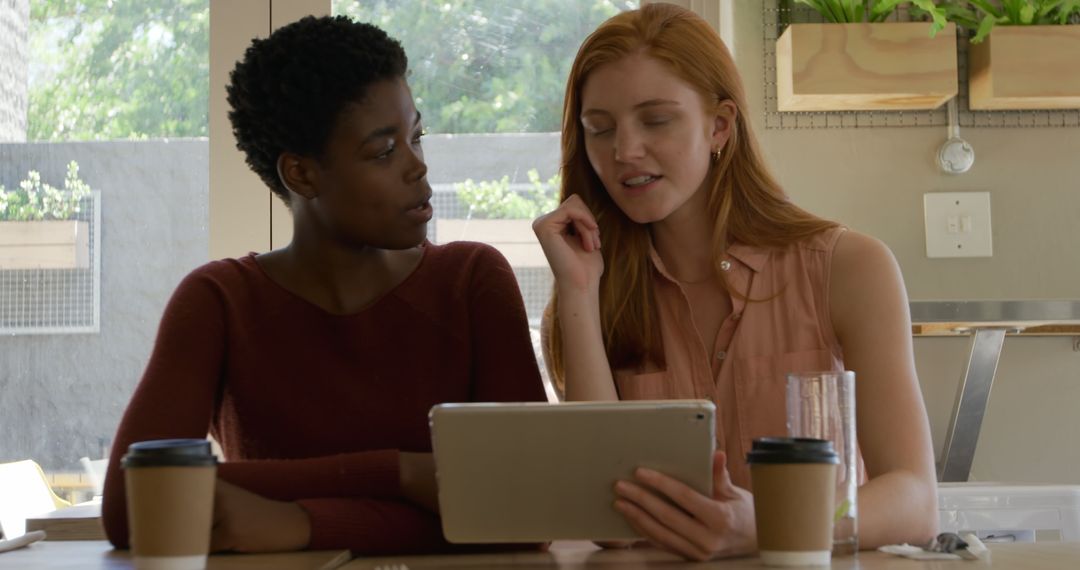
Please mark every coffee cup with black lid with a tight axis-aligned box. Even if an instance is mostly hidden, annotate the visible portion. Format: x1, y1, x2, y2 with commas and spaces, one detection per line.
122, 439, 217, 570
747, 437, 839, 567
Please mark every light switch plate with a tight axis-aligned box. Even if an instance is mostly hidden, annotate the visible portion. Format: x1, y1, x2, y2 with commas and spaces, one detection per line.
924, 192, 992, 258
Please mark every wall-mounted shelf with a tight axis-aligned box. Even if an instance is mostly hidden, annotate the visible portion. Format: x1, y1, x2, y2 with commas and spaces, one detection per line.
0, 220, 90, 270
969, 26, 1080, 111
0, 192, 101, 335
775, 22, 958, 112
763, 1, 1080, 129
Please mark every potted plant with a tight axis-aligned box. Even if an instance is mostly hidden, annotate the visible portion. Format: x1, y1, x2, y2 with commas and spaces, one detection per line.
0, 161, 92, 270
439, 169, 558, 268
776, 1, 958, 111
930, 1, 1080, 109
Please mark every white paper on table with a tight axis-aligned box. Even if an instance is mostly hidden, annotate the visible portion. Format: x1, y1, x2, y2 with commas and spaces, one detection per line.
0, 530, 46, 554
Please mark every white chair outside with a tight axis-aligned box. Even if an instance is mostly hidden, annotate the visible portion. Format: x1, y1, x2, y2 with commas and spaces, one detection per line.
79, 457, 108, 497
0, 460, 71, 539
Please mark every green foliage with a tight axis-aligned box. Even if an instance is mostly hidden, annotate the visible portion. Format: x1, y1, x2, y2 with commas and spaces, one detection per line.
455, 169, 560, 219
793, 0, 950, 34
28, 0, 209, 140
28, 0, 626, 140
333, 0, 634, 134
0, 162, 92, 221
916, 1, 1080, 43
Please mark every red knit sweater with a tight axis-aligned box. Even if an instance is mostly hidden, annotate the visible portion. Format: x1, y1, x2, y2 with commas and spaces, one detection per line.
102, 241, 546, 554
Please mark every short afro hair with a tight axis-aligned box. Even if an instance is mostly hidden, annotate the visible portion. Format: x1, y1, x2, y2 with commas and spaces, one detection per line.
226, 16, 408, 204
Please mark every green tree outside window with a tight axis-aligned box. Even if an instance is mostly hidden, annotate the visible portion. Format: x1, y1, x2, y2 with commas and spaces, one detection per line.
29, 0, 631, 140
334, 0, 635, 134
29, 0, 209, 141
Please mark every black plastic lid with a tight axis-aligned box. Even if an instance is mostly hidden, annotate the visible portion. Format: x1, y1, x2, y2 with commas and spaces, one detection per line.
121, 439, 217, 468
746, 437, 838, 465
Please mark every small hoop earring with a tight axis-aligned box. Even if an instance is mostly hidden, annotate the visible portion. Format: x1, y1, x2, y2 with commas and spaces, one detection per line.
711, 149, 721, 163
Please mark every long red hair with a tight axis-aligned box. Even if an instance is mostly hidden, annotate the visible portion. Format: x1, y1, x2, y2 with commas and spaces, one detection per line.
545, 4, 836, 393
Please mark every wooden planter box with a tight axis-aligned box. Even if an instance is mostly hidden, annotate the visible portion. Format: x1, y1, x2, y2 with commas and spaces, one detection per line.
776, 23, 958, 111
0, 220, 90, 270
435, 219, 546, 268
969, 26, 1080, 110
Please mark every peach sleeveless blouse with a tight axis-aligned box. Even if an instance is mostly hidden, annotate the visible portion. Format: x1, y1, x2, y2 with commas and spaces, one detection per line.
613, 226, 861, 490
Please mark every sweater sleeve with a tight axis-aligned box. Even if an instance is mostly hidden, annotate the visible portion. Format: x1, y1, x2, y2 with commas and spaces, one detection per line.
102, 268, 227, 548
296, 497, 447, 553
465, 245, 548, 403
295, 497, 544, 554
102, 268, 403, 549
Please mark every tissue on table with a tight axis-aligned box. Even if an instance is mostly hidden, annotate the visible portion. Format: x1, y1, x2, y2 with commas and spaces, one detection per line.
879, 532, 990, 562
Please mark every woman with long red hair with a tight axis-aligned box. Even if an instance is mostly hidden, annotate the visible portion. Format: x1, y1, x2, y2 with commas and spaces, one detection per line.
534, 3, 937, 561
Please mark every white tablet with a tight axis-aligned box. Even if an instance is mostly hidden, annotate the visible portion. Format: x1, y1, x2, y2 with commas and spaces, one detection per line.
429, 400, 716, 543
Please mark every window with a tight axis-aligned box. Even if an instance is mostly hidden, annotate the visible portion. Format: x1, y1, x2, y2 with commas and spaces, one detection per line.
0, 0, 209, 503
2, 0, 634, 505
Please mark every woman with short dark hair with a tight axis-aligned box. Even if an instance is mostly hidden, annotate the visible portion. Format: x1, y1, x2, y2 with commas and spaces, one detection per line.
103, 15, 545, 555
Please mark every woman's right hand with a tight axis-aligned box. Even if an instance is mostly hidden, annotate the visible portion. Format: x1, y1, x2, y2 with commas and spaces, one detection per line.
532, 194, 604, 293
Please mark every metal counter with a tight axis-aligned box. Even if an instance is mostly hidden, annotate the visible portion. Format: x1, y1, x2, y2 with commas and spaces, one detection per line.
909, 300, 1080, 482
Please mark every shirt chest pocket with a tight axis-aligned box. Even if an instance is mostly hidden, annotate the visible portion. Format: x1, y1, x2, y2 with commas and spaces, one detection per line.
732, 348, 836, 460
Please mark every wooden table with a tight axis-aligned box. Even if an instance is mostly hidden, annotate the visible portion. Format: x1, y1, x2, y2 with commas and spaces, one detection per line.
343, 541, 1080, 569
25, 501, 105, 541
5, 540, 1076, 569
0, 540, 351, 569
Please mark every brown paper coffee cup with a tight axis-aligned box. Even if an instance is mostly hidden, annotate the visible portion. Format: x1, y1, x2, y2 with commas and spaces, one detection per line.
748, 437, 838, 567
123, 439, 217, 570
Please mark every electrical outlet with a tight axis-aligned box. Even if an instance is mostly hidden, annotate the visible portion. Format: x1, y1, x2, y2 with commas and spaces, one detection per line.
924, 192, 992, 258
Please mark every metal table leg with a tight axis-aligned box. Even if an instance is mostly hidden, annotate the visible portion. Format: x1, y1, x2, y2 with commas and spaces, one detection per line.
937, 328, 1007, 482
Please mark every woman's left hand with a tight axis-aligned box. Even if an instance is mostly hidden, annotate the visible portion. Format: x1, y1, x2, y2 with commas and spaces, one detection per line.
613, 451, 756, 561
210, 479, 311, 553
